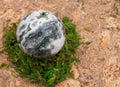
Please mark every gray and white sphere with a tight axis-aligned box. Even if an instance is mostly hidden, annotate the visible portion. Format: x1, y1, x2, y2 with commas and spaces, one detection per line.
16, 10, 65, 58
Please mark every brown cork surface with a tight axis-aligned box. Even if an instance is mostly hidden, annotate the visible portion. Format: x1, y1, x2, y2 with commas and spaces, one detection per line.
0, 0, 120, 87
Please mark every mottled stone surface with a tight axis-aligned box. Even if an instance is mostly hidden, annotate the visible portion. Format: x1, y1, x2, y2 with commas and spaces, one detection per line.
16, 10, 65, 58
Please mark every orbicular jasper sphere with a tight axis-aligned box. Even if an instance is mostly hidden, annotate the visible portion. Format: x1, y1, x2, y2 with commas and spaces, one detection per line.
16, 10, 65, 58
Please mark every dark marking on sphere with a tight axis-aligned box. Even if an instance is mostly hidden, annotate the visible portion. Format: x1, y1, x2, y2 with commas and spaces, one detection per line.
30, 18, 36, 22
23, 12, 32, 20
57, 19, 65, 36
30, 36, 53, 57
27, 24, 31, 31
51, 45, 54, 49
19, 24, 26, 32
62, 26, 65, 36
19, 24, 32, 42
41, 12, 46, 16
19, 31, 26, 42
39, 21, 41, 24
57, 18, 61, 23
31, 21, 38, 27
22, 21, 62, 57
33, 49, 52, 57
37, 12, 48, 19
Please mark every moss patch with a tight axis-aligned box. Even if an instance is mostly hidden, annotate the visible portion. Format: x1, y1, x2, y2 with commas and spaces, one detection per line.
3, 16, 81, 86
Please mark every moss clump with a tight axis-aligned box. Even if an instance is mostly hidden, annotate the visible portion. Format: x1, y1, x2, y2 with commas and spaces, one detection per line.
0, 62, 9, 69
3, 16, 81, 86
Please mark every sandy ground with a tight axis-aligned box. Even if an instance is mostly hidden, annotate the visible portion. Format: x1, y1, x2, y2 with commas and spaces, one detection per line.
0, 0, 120, 87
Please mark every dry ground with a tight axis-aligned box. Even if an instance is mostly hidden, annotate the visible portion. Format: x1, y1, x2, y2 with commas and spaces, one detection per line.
0, 0, 120, 87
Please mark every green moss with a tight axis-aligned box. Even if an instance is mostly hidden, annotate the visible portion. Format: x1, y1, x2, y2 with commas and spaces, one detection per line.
0, 62, 9, 69
83, 27, 94, 33
3, 16, 81, 86
81, 0, 85, 10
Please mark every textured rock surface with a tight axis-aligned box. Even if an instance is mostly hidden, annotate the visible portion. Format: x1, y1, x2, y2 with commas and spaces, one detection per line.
17, 10, 65, 58
0, 0, 120, 87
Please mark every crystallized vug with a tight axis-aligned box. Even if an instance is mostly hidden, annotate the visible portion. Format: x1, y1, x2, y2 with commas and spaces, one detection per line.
17, 10, 65, 58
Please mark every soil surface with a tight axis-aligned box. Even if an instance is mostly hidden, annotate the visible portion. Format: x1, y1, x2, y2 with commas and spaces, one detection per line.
0, 0, 120, 87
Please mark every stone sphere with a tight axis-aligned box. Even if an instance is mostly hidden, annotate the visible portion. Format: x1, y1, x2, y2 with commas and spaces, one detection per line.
16, 10, 65, 58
